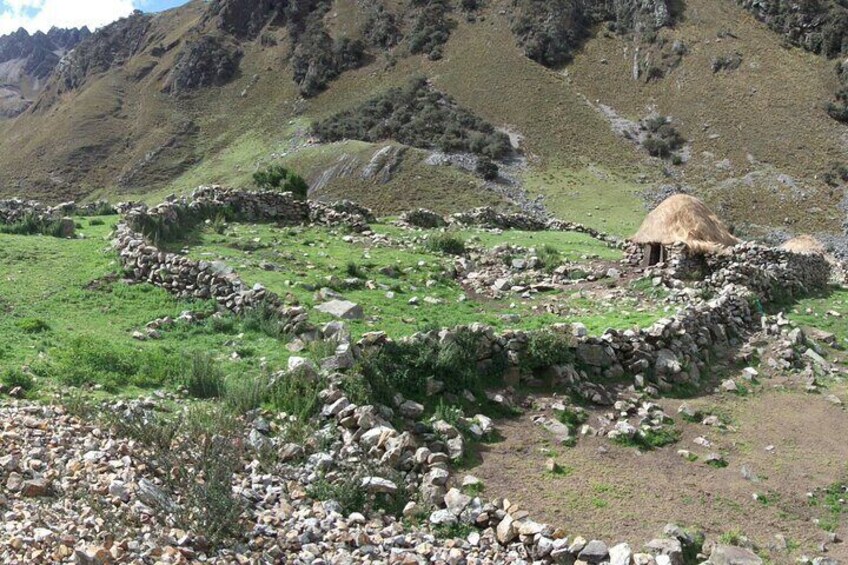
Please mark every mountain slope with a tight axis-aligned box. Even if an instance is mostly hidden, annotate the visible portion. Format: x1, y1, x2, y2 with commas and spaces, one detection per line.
0, 26, 90, 118
0, 0, 844, 240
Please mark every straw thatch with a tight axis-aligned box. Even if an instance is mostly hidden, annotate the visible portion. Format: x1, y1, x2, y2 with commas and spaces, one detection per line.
631, 194, 740, 253
780, 235, 826, 255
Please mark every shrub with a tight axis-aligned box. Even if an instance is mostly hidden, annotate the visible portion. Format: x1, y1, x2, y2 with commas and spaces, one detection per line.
641, 116, 685, 159
408, 0, 454, 60
291, 19, 365, 96
426, 233, 467, 256
357, 328, 486, 405
476, 157, 499, 180
175, 405, 245, 546
241, 299, 289, 340
307, 474, 368, 515
253, 165, 309, 199
346, 261, 366, 278
536, 244, 562, 272
363, 6, 401, 48
0, 213, 68, 238
268, 371, 323, 421
222, 372, 268, 414
88, 218, 105, 226
524, 330, 574, 371
16, 317, 50, 333
312, 76, 512, 160
183, 353, 225, 399
1, 368, 34, 395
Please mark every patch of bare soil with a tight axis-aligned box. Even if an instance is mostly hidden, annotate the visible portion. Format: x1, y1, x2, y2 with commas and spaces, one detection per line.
468, 379, 848, 562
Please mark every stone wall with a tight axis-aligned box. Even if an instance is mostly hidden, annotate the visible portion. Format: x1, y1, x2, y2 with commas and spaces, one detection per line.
114, 224, 316, 337
0, 198, 113, 224
357, 243, 832, 397
400, 206, 620, 245
123, 186, 372, 242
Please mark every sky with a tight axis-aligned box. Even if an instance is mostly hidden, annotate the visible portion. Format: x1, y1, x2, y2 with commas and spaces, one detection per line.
0, 0, 191, 35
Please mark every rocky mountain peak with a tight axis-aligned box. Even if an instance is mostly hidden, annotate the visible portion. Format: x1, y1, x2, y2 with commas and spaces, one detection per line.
0, 24, 90, 118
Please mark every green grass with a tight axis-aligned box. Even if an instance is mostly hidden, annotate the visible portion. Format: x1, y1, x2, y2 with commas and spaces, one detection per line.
0, 218, 293, 397
788, 287, 848, 346
183, 222, 657, 340
809, 482, 848, 532
613, 426, 681, 451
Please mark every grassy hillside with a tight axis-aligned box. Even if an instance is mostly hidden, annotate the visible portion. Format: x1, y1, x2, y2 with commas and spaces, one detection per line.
0, 0, 844, 240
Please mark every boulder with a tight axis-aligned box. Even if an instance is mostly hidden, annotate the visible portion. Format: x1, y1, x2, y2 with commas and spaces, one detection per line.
315, 300, 364, 320
709, 545, 762, 565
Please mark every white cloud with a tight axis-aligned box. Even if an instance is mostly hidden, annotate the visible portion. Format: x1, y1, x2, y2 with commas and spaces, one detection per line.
0, 0, 137, 35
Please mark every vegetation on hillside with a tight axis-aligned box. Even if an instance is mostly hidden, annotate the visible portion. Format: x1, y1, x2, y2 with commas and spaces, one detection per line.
639, 116, 686, 161
312, 76, 512, 159
738, 0, 848, 123
253, 165, 309, 198
407, 0, 455, 60
509, 0, 678, 68
166, 35, 243, 94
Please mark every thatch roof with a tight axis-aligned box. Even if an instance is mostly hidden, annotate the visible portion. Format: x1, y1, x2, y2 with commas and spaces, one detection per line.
780, 234, 826, 255
631, 194, 740, 253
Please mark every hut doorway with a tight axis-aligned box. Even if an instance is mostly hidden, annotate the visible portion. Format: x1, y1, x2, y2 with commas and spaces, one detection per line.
646, 243, 663, 266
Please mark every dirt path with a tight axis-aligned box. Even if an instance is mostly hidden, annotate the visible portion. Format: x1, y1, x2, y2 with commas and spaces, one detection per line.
467, 385, 848, 562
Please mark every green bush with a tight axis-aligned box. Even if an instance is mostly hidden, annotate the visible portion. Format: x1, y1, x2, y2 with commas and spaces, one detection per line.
536, 244, 562, 272
641, 116, 685, 159
476, 157, 499, 180
252, 165, 309, 199
426, 233, 467, 256
363, 5, 401, 48
15, 317, 50, 333
242, 300, 289, 340
312, 76, 512, 160
222, 372, 268, 414
183, 353, 225, 399
291, 20, 365, 96
408, 0, 454, 60
0, 213, 69, 238
357, 329, 489, 406
524, 330, 574, 371
1, 368, 34, 395
268, 371, 323, 421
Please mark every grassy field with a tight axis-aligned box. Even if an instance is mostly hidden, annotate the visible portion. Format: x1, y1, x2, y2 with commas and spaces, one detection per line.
788, 287, 848, 346
0, 216, 295, 398
0, 211, 678, 403
183, 221, 669, 338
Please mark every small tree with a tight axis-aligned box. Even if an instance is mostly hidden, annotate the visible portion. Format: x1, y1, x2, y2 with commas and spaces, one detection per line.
476, 157, 499, 181
253, 165, 310, 200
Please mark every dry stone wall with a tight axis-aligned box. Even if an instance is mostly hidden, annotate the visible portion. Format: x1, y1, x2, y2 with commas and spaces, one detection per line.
114, 187, 376, 337
0, 198, 113, 224
400, 206, 620, 245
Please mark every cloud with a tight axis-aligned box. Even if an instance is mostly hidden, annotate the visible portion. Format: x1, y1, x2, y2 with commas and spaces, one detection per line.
0, 0, 136, 35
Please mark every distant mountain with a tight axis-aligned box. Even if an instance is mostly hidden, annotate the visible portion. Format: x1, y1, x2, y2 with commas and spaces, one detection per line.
0, 0, 845, 241
0, 26, 90, 117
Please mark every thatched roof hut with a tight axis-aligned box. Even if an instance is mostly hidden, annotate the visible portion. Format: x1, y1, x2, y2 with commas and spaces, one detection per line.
780, 235, 826, 255
632, 194, 740, 254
